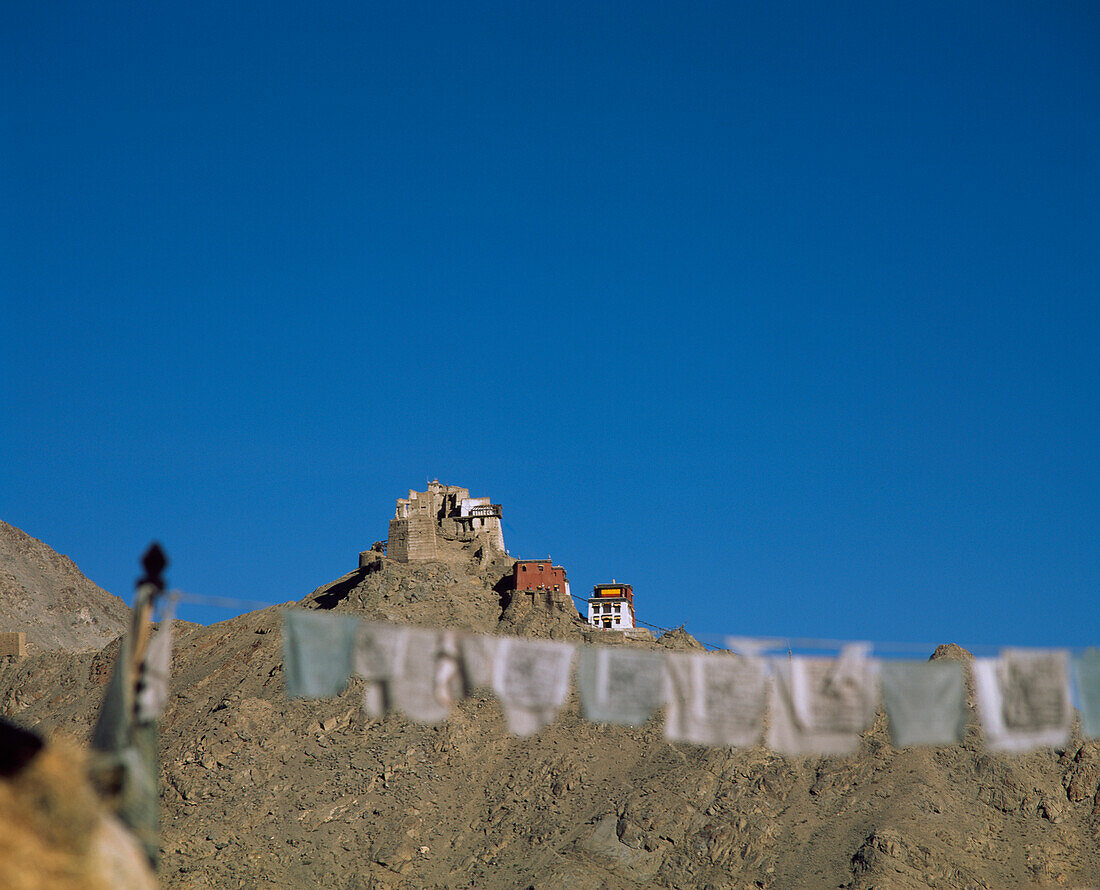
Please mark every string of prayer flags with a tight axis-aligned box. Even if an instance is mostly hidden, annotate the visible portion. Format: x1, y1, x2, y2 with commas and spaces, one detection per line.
879, 660, 968, 747
491, 638, 576, 736
577, 646, 666, 727
768, 646, 877, 756
278, 610, 1090, 755
282, 609, 357, 699
974, 650, 1072, 752
353, 621, 408, 718
664, 652, 766, 746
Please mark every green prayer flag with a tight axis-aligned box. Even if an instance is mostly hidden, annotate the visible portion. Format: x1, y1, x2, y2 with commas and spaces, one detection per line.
1074, 652, 1100, 738
880, 660, 967, 747
282, 609, 358, 698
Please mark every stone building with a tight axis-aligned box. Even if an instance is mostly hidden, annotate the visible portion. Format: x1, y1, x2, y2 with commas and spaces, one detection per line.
587, 581, 636, 630
387, 481, 505, 562
0, 632, 27, 659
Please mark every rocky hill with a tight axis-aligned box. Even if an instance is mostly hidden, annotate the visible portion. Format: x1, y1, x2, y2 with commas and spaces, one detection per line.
1, 544, 1098, 889
0, 520, 130, 653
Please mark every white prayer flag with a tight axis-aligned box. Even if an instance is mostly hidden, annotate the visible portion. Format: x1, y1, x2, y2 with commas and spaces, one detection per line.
664, 652, 766, 747
390, 627, 463, 724
578, 646, 666, 726
768, 646, 877, 756
136, 600, 176, 722
353, 622, 410, 718
491, 637, 576, 736
459, 633, 500, 692
973, 650, 1071, 752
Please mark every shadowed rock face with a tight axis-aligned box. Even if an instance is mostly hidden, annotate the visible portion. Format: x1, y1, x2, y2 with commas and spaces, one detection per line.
0, 521, 130, 654
2, 544, 1100, 890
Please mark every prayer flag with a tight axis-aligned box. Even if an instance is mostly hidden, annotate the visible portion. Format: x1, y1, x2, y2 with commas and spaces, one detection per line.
491, 637, 576, 736
136, 601, 176, 722
664, 652, 766, 747
459, 633, 500, 692
578, 646, 666, 726
973, 650, 1072, 752
390, 627, 463, 724
1074, 652, 1100, 738
879, 659, 967, 747
768, 647, 877, 756
353, 621, 409, 718
282, 609, 357, 699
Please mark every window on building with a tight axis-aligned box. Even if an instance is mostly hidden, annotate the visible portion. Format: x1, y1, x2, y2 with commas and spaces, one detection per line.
553, 585, 559, 591
521, 565, 527, 571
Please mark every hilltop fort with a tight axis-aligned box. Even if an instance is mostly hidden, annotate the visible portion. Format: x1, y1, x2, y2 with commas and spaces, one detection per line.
386, 481, 505, 562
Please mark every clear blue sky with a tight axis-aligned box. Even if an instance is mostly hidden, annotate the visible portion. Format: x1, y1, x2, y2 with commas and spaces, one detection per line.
3, 1, 1098, 651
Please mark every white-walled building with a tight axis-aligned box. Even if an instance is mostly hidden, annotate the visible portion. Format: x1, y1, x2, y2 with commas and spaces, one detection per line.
587, 581, 635, 630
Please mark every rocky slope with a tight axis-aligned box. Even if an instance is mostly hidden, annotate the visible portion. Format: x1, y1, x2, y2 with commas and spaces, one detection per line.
0, 520, 130, 653
1, 544, 1098, 889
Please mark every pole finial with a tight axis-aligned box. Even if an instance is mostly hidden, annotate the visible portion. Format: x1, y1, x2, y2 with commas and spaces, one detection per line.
139, 543, 168, 591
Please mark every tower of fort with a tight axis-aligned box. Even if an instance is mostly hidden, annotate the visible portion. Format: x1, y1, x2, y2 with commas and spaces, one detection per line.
386, 481, 505, 562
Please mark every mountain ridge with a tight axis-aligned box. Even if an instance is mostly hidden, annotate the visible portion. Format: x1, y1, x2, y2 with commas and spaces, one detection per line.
0, 519, 130, 654
0, 529, 1098, 888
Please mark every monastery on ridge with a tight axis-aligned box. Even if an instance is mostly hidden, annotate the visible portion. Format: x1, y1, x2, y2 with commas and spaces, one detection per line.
378, 480, 643, 632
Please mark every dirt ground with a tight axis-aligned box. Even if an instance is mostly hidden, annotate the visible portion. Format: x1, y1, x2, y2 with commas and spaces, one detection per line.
2, 539, 1098, 889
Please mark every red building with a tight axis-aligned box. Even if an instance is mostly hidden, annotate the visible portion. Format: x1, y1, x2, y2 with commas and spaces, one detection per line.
510, 558, 570, 597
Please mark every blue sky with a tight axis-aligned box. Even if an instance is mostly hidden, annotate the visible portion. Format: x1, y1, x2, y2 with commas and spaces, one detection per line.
3, 1, 1098, 652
